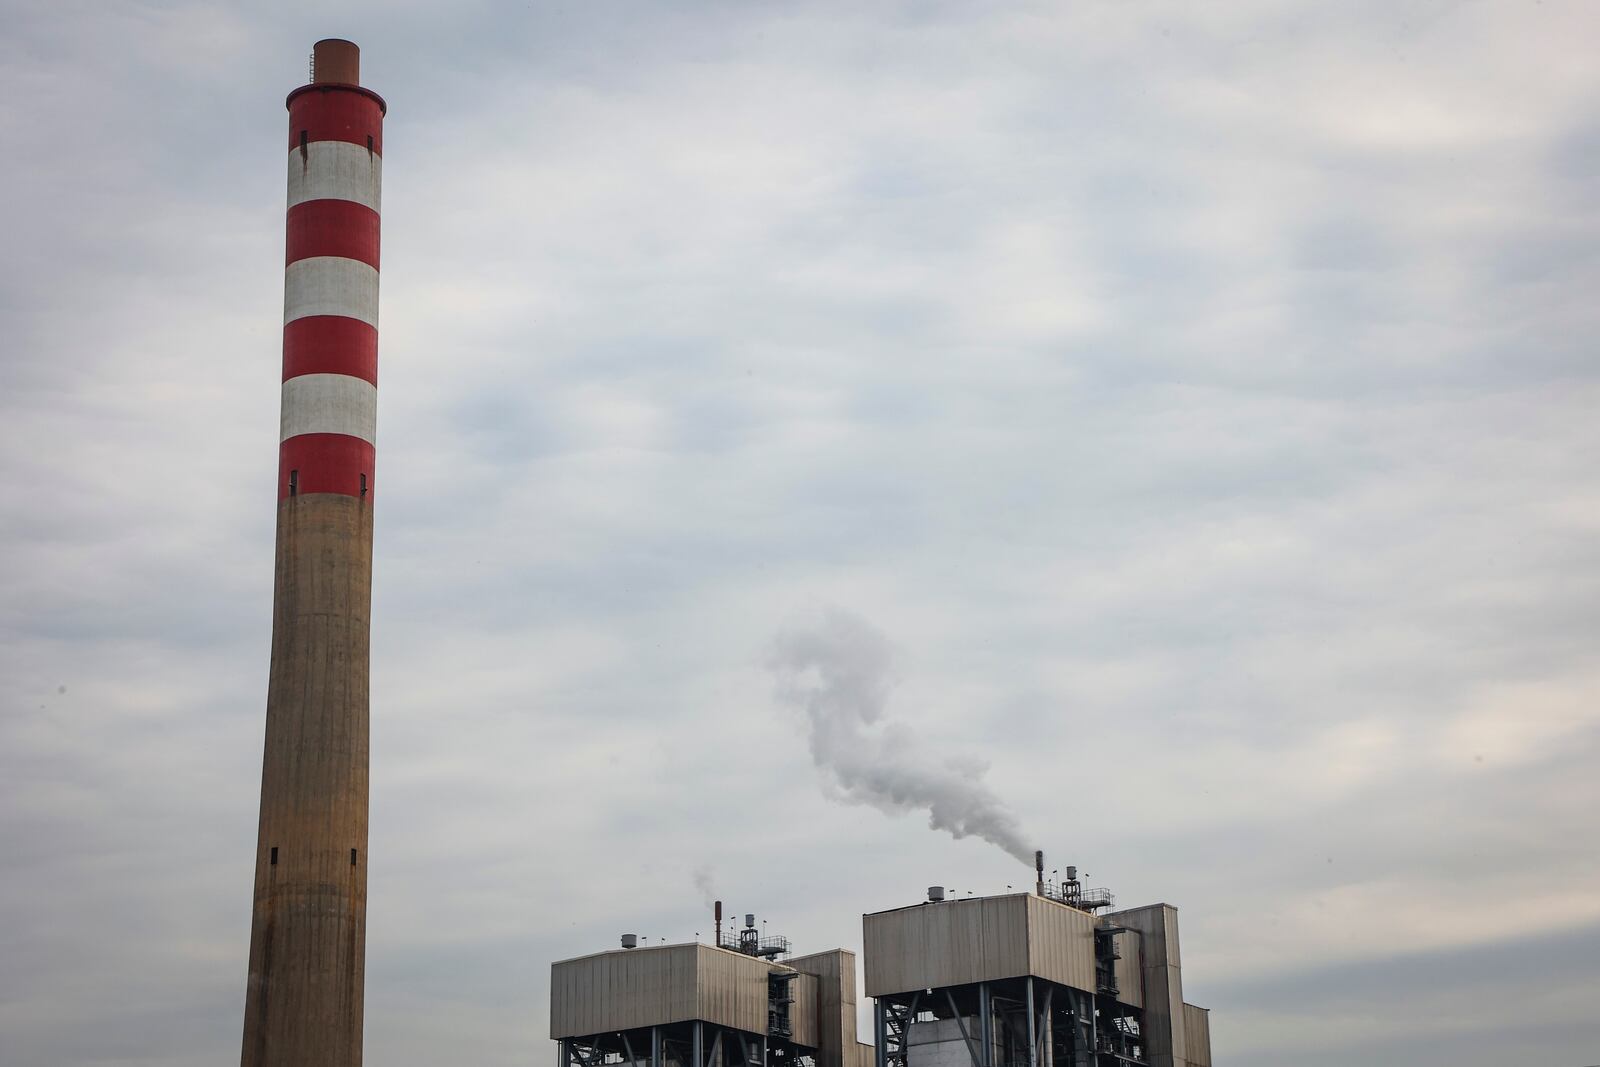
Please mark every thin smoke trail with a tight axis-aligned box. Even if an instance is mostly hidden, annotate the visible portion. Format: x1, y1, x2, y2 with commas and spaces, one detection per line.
767, 607, 1032, 864
691, 864, 716, 910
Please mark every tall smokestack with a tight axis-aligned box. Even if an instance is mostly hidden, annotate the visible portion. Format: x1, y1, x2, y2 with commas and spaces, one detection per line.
714, 900, 723, 946
241, 39, 385, 1067
1035, 849, 1045, 896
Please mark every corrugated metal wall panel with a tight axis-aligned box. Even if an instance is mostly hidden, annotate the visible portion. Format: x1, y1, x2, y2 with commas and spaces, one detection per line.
788, 950, 841, 981
1162, 909, 1182, 970
863, 896, 1033, 997
1022, 896, 1096, 993
982, 896, 1031, 980
790, 971, 820, 1048
550, 959, 567, 1038
551, 944, 702, 1038
862, 905, 909, 996
672, 945, 699, 1023
696, 946, 773, 1035
553, 943, 848, 1053
1182, 1004, 1210, 1067
791, 949, 856, 1065
1105, 906, 1184, 1067
1112, 929, 1143, 1009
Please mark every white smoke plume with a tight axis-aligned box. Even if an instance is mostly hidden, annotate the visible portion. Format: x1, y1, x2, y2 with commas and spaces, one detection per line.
767, 607, 1033, 865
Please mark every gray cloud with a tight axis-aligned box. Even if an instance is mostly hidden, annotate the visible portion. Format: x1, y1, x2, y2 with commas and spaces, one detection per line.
1210, 920, 1600, 1066
3, 2, 1600, 1066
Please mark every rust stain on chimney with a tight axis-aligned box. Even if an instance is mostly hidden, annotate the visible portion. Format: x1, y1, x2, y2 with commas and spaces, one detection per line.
312, 39, 360, 85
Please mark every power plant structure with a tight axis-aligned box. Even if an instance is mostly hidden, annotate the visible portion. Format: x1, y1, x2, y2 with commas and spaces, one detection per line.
550, 910, 874, 1067
225, 39, 1211, 1067
551, 858, 1210, 1067
866, 854, 1210, 1067
241, 39, 385, 1067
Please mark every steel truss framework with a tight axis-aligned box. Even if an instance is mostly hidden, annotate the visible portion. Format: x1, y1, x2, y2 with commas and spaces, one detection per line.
873, 978, 1145, 1067
560, 1020, 814, 1067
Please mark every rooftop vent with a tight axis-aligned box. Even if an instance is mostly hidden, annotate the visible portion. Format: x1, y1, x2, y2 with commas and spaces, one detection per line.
620, 933, 638, 949
927, 886, 947, 902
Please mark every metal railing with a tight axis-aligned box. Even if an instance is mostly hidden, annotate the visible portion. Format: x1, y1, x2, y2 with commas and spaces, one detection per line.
1038, 882, 1117, 912
719, 931, 791, 958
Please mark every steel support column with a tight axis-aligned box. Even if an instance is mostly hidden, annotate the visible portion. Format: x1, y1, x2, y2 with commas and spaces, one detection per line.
978, 984, 992, 1067
1026, 979, 1038, 1067
946, 989, 982, 1067
1039, 987, 1053, 1067
1080, 990, 1096, 1067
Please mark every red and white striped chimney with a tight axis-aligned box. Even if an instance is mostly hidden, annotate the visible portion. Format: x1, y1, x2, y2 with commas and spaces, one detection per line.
242, 39, 385, 1067
280, 38, 382, 500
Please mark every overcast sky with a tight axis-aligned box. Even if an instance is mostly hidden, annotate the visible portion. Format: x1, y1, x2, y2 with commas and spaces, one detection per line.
3, 1, 1599, 1065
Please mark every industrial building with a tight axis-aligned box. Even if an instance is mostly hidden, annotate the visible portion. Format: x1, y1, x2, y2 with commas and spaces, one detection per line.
551, 861, 1210, 1067
551, 911, 874, 1067
865, 860, 1210, 1067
